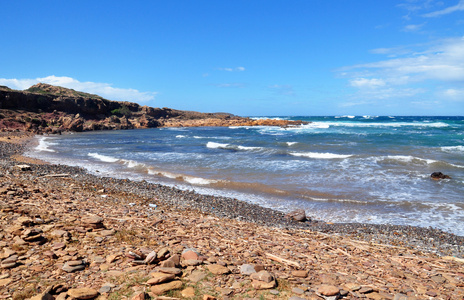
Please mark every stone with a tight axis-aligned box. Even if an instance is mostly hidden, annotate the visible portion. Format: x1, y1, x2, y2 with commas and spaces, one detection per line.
0, 278, 12, 286
67, 288, 99, 299
144, 251, 157, 264
181, 287, 196, 297
292, 270, 308, 278
147, 272, 175, 285
203, 295, 216, 300
62, 262, 86, 272
285, 209, 307, 222
150, 280, 183, 295
188, 270, 207, 283
30, 292, 54, 300
289, 297, 306, 300
318, 285, 340, 296
250, 270, 273, 283
292, 287, 305, 294
182, 249, 199, 261
239, 264, 256, 275
207, 264, 230, 275
251, 279, 276, 289
158, 267, 182, 275
431, 172, 451, 180
183, 259, 202, 266
130, 292, 147, 300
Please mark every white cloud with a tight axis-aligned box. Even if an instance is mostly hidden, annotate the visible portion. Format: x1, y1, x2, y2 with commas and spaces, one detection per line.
441, 88, 464, 101
0, 75, 156, 102
344, 37, 464, 84
350, 78, 386, 88
217, 67, 246, 72
402, 23, 426, 32
423, 0, 464, 17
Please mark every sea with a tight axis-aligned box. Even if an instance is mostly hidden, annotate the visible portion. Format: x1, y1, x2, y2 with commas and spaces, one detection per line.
26, 116, 464, 236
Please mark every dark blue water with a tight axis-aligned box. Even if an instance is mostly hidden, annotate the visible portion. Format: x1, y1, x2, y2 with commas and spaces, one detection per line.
28, 116, 464, 235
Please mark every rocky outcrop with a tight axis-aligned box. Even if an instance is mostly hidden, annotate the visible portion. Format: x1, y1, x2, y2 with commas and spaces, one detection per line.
0, 83, 307, 133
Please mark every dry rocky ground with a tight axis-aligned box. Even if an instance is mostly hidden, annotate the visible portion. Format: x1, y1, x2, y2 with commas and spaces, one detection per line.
1, 132, 464, 300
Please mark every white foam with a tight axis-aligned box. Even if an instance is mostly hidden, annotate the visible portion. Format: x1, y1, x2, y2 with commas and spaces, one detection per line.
35, 137, 56, 152
441, 146, 464, 153
88, 153, 119, 163
237, 145, 262, 151
184, 176, 218, 185
286, 142, 298, 146
290, 152, 352, 159
207, 142, 230, 149
176, 135, 186, 138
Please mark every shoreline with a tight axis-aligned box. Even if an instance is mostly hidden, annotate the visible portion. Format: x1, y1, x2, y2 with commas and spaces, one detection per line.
1, 131, 464, 299
16, 133, 464, 256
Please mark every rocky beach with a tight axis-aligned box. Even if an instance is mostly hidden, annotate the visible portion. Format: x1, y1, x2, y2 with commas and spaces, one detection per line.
1, 131, 464, 300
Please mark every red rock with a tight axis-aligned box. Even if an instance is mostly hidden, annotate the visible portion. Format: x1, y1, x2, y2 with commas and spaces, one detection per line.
318, 285, 340, 296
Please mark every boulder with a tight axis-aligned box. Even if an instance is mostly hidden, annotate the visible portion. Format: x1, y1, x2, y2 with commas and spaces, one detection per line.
431, 172, 451, 180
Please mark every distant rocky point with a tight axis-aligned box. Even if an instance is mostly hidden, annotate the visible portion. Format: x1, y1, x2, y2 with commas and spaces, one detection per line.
0, 83, 306, 133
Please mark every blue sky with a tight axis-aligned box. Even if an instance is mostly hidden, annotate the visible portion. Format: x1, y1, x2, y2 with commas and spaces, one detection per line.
1, 1, 463, 116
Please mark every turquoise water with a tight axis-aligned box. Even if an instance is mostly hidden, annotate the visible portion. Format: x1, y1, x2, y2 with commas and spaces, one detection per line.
29, 116, 464, 235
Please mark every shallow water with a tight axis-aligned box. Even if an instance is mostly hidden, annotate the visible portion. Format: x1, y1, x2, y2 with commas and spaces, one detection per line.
27, 116, 464, 236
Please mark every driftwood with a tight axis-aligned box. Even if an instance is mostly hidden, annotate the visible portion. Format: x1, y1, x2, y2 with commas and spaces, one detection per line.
264, 252, 301, 268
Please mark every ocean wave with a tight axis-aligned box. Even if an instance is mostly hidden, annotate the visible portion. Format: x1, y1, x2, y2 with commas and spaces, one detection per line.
35, 137, 57, 152
441, 145, 464, 153
206, 142, 263, 151
286, 142, 298, 146
377, 155, 464, 169
88, 152, 119, 163
290, 152, 352, 159
176, 135, 187, 138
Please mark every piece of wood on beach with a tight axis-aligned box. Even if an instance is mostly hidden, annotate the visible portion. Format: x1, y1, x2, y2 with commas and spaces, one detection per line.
264, 252, 301, 268
41, 173, 71, 178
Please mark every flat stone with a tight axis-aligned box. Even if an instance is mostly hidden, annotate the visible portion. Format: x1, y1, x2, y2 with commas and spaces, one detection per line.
181, 287, 196, 297
239, 264, 256, 275
146, 272, 175, 285
150, 280, 183, 295
289, 297, 306, 300
318, 285, 340, 296
188, 270, 207, 283
207, 264, 230, 275
291, 270, 308, 278
183, 259, 202, 266
158, 267, 182, 275
67, 287, 99, 299
105, 270, 124, 277
285, 209, 306, 221
292, 287, 305, 294
62, 262, 85, 273
0, 278, 12, 286
82, 215, 104, 224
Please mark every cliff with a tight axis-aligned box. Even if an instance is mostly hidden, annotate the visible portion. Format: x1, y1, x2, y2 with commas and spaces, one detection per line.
0, 83, 306, 133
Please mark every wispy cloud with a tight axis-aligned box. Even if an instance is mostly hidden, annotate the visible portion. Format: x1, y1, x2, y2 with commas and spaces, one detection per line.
423, 0, 464, 17
402, 23, 426, 32
441, 88, 464, 101
217, 67, 246, 72
0, 75, 157, 102
340, 37, 464, 103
